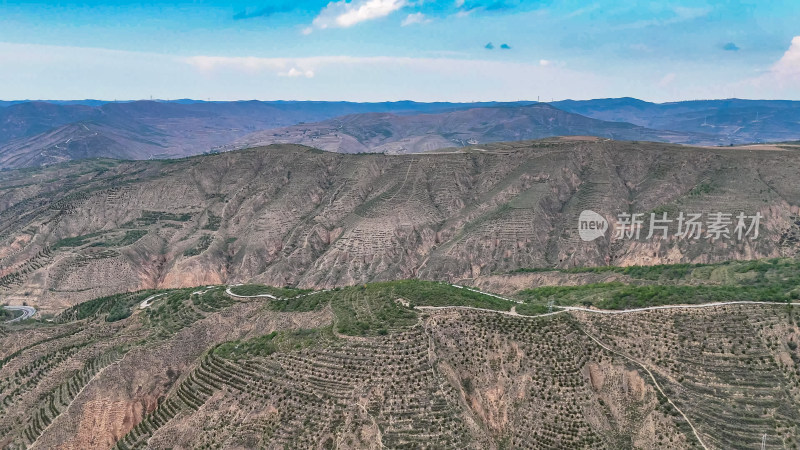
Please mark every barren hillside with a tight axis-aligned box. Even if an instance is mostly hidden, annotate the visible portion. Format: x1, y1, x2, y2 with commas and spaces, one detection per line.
0, 139, 798, 312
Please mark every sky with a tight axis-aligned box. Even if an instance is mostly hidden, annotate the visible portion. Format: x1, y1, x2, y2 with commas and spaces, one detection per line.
0, 0, 799, 102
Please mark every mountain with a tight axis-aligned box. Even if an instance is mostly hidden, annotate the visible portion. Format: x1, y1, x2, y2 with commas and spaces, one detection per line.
0, 270, 798, 448
0, 100, 533, 169
3, 98, 800, 169
1, 139, 800, 449
232, 103, 710, 154
0, 139, 798, 312
553, 97, 800, 144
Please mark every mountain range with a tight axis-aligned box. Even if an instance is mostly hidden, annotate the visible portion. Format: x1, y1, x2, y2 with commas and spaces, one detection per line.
2, 98, 800, 168
1, 139, 798, 312
230, 103, 710, 154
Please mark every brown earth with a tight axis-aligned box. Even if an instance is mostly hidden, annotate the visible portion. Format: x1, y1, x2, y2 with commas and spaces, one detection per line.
0, 139, 799, 313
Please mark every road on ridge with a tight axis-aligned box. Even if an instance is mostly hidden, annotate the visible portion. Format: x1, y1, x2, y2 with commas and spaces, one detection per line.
3, 305, 36, 323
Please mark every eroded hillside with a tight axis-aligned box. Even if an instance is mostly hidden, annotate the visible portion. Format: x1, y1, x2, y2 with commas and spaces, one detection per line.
0, 140, 799, 312
0, 281, 798, 449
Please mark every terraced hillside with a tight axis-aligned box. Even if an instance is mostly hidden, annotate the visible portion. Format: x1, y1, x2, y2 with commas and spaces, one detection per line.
0, 280, 798, 449
0, 139, 799, 312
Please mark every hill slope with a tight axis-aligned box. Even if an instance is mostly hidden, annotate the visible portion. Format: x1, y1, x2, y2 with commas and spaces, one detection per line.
0, 139, 798, 312
232, 104, 710, 153
0, 280, 798, 449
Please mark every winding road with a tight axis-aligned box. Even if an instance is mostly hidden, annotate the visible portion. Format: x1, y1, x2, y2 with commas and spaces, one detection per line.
2, 305, 36, 323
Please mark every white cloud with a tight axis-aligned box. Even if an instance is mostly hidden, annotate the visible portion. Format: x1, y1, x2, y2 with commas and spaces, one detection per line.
770, 36, 800, 83
280, 67, 315, 78
658, 72, 676, 87
740, 36, 800, 92
308, 0, 406, 32
185, 55, 286, 73
539, 59, 551, 66
401, 12, 431, 26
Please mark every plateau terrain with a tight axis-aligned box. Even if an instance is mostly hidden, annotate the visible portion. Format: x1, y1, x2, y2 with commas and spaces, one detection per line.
0, 139, 798, 312
1, 269, 799, 449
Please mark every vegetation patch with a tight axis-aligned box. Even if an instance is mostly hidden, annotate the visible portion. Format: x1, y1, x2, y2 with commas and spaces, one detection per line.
267, 283, 424, 336
514, 303, 550, 316
109, 229, 148, 246
0, 307, 22, 321
52, 232, 104, 249
53, 229, 148, 249
123, 210, 193, 228
266, 280, 518, 335
192, 289, 236, 312
511, 262, 717, 281
516, 258, 800, 309
56, 290, 157, 323
381, 280, 516, 311
228, 284, 312, 298
183, 234, 213, 256
202, 211, 222, 231
214, 328, 331, 360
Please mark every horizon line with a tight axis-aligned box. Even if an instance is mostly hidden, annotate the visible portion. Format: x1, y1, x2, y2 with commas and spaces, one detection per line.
3, 97, 800, 104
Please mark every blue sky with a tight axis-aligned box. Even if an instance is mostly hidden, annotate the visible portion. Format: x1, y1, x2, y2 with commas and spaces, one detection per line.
1, 0, 799, 101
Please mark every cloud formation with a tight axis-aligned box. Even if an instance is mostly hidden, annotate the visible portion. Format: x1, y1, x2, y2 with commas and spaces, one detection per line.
279, 67, 315, 78
307, 0, 406, 33
770, 36, 800, 83
658, 72, 676, 87
401, 12, 431, 26
736, 36, 800, 95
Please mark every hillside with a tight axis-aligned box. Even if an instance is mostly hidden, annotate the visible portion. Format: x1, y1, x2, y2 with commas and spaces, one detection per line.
553, 98, 800, 145
0, 100, 510, 169
231, 104, 710, 153
1, 278, 798, 449
0, 139, 798, 312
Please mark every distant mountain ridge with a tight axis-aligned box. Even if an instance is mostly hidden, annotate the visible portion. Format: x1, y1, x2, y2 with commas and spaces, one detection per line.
231, 103, 710, 154
0, 100, 534, 168
552, 97, 800, 144
1, 98, 800, 168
